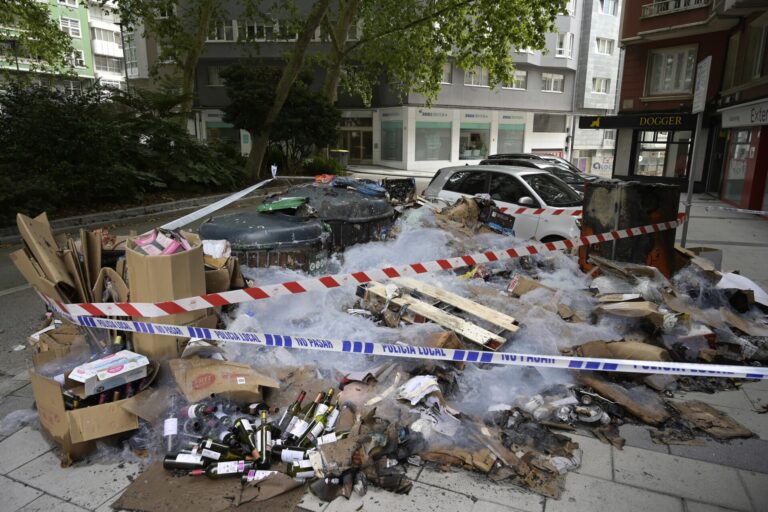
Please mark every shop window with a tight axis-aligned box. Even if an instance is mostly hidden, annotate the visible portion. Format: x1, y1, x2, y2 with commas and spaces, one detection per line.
415, 122, 451, 161
541, 73, 564, 93
443, 171, 489, 195
498, 124, 525, 153
723, 130, 751, 203
381, 120, 403, 161
647, 45, 696, 96
634, 130, 692, 178
460, 124, 490, 160
533, 114, 566, 133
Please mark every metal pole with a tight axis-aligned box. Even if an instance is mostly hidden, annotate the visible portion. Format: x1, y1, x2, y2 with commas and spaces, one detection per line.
680, 112, 704, 247
117, 22, 130, 93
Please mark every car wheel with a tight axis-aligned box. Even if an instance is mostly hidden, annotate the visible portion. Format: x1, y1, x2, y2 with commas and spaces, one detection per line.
540, 235, 566, 243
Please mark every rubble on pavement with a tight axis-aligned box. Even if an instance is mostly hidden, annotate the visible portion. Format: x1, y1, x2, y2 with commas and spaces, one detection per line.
9, 184, 768, 510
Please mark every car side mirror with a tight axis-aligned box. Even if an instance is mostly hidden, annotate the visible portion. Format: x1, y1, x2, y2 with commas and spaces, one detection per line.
517, 196, 535, 206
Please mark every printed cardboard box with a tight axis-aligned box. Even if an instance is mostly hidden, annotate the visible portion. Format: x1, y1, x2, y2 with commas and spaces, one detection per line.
66, 350, 149, 397
168, 357, 280, 404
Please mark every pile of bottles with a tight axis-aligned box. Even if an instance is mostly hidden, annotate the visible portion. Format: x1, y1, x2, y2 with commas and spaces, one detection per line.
162, 388, 348, 482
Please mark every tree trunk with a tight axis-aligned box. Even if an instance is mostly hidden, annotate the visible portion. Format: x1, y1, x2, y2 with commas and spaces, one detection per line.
177, 0, 216, 129
245, 0, 333, 182
321, 0, 361, 104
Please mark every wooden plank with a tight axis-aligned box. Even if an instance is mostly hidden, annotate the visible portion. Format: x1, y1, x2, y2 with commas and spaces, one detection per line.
365, 282, 505, 350
394, 277, 519, 334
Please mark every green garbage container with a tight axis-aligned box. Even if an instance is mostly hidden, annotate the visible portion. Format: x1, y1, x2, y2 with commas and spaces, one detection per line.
329, 149, 350, 168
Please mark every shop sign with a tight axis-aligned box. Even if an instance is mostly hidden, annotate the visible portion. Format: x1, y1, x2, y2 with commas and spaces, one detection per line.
721, 100, 768, 128
579, 113, 696, 130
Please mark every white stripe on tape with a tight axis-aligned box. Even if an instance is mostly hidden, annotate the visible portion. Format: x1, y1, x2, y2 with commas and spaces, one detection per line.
67, 314, 767, 380
50, 215, 685, 318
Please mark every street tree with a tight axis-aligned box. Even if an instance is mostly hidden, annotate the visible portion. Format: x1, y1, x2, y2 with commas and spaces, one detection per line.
320, 0, 568, 104
0, 0, 74, 77
221, 64, 340, 167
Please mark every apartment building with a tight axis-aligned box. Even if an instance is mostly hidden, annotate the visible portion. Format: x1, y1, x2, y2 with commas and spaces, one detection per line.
582, 0, 767, 209
0, 1, 126, 92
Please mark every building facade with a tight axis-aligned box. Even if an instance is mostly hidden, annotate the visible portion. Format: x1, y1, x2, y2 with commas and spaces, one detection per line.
596, 0, 767, 209
0, 1, 126, 92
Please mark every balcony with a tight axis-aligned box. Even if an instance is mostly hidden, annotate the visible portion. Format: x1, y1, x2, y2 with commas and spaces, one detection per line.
641, 0, 711, 18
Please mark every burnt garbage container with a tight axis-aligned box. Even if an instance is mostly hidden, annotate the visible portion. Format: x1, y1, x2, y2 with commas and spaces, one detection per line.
329, 149, 350, 168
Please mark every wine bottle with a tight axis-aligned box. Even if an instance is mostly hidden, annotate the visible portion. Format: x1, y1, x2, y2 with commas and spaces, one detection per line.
286, 459, 316, 479
248, 402, 277, 416
255, 410, 272, 469
301, 392, 326, 422
271, 445, 309, 463
233, 418, 258, 453
180, 403, 216, 419
277, 390, 306, 433
241, 469, 278, 484
218, 429, 240, 449
163, 416, 179, 452
162, 452, 204, 471
286, 392, 325, 441
324, 400, 341, 432
315, 430, 349, 446
302, 404, 336, 446
315, 388, 335, 416
189, 460, 255, 479
193, 438, 242, 461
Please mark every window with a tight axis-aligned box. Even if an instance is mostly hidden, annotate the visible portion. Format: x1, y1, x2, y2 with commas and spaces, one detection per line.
556, 33, 574, 58
503, 70, 527, 90
60, 80, 81, 95
58, 0, 77, 6
596, 38, 614, 55
516, 47, 534, 54
497, 122, 525, 153
561, 0, 576, 16
443, 171, 489, 195
533, 114, 567, 133
277, 20, 298, 40
347, 19, 360, 41
68, 50, 85, 67
464, 66, 490, 87
647, 45, 696, 95
634, 130, 692, 178
156, 3, 175, 19
381, 120, 403, 161
592, 77, 611, 94
94, 55, 123, 73
240, 21, 275, 41
599, 0, 617, 15
541, 73, 564, 93
460, 124, 490, 160
100, 79, 124, 91
521, 174, 581, 206
441, 62, 452, 84
489, 173, 531, 204
207, 66, 225, 86
60, 17, 81, 38
208, 19, 235, 42
744, 25, 768, 80
603, 130, 616, 142
92, 28, 122, 46
124, 34, 138, 76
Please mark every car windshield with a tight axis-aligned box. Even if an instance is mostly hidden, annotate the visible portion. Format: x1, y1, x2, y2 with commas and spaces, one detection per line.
521, 173, 582, 207
546, 166, 585, 184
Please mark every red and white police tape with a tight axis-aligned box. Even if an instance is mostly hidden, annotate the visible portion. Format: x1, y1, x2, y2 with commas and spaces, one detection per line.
45, 213, 685, 319
498, 206, 583, 217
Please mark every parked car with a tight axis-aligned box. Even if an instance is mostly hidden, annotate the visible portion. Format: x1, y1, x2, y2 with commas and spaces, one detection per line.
480, 158, 590, 193
424, 165, 582, 241
487, 153, 589, 176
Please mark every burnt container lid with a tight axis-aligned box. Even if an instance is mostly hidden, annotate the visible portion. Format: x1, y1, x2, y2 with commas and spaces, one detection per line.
265, 183, 395, 223
200, 211, 328, 250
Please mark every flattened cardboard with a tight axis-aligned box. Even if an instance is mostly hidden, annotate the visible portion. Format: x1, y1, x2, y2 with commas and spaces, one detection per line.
720, 307, 768, 337
168, 357, 280, 403
132, 312, 217, 360
81, 228, 102, 291
595, 301, 665, 328
17, 212, 74, 288
573, 340, 671, 362
62, 247, 90, 303
91, 266, 129, 303
68, 398, 139, 444
508, 275, 555, 297
10, 248, 67, 303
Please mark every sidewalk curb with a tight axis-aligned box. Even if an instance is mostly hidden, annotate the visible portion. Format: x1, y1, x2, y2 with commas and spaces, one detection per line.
0, 193, 234, 245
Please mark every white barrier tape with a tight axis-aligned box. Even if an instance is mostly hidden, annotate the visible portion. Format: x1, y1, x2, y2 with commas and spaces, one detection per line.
68, 314, 767, 380
50, 214, 685, 318
704, 206, 768, 217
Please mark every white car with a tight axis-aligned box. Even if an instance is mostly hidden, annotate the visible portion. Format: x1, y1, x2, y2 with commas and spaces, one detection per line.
423, 165, 582, 241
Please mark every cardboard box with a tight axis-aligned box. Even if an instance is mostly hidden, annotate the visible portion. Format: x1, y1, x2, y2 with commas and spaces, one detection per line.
29, 346, 156, 463
127, 238, 211, 359
67, 350, 149, 397
168, 357, 280, 403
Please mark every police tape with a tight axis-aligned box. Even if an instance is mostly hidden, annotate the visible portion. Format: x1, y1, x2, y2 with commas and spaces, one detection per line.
498, 206, 583, 217
49, 214, 685, 318
70, 314, 767, 380
704, 206, 768, 217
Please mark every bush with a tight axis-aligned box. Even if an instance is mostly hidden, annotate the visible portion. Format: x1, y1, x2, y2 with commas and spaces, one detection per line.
302, 155, 344, 176
0, 83, 246, 225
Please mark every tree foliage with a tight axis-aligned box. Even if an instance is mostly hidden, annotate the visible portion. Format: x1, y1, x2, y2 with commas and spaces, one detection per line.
222, 64, 340, 166
322, 0, 567, 104
0, 83, 245, 225
0, 0, 74, 77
